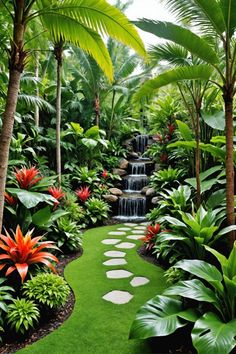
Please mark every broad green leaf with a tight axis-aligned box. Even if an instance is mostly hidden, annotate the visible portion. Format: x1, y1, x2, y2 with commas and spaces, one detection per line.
174, 260, 223, 292
162, 216, 187, 228
134, 20, 218, 64
163, 279, 219, 306
81, 138, 97, 148
226, 241, 236, 278
195, 0, 226, 34
84, 125, 100, 138
70, 122, 84, 134
6, 188, 57, 209
168, 140, 196, 150
176, 119, 193, 140
192, 312, 236, 354
223, 275, 236, 301
198, 165, 223, 181
204, 245, 227, 273
129, 295, 196, 339
220, 0, 236, 37
133, 65, 213, 102
206, 189, 226, 209
32, 206, 51, 227
202, 111, 225, 131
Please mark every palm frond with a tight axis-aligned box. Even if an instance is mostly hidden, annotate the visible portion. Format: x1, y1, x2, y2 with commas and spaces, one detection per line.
18, 94, 55, 113
133, 64, 213, 103
134, 19, 219, 65
149, 43, 189, 66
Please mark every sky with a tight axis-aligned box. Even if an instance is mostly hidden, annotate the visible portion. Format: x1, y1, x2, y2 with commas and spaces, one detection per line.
108, 0, 176, 48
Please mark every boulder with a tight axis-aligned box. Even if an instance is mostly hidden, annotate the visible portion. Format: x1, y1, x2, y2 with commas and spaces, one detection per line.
141, 186, 149, 195
146, 187, 156, 197
109, 188, 123, 196
112, 168, 127, 176
151, 196, 159, 205
128, 152, 139, 159
119, 158, 129, 170
103, 195, 118, 203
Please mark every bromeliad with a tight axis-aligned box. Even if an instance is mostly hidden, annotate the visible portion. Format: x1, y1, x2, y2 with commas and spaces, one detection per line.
76, 186, 91, 202
48, 186, 65, 208
14, 166, 43, 190
141, 224, 162, 251
0, 225, 58, 282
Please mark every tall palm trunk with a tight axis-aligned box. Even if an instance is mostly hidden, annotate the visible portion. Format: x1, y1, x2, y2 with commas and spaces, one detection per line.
195, 103, 201, 209
224, 92, 235, 247
94, 92, 100, 126
54, 43, 63, 185
0, 8, 26, 231
34, 52, 40, 127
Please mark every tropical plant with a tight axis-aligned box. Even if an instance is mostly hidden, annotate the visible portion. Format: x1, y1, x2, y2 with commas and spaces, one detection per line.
130, 242, 236, 354
0, 0, 146, 232
72, 166, 99, 187
7, 298, 40, 334
149, 167, 184, 191
51, 216, 83, 252
75, 186, 92, 203
158, 206, 236, 261
134, 1, 236, 246
23, 273, 70, 309
141, 224, 163, 251
48, 186, 66, 209
0, 225, 58, 282
85, 197, 110, 225
0, 278, 15, 315
14, 166, 43, 190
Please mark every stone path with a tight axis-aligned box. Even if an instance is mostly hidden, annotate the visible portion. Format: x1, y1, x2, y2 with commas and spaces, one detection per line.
102, 222, 150, 305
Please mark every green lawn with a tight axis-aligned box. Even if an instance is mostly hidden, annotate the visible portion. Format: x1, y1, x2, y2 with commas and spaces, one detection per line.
17, 224, 166, 354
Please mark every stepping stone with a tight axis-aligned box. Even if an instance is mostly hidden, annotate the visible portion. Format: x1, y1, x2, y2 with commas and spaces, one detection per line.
123, 223, 138, 227
134, 226, 147, 230
131, 230, 145, 235
117, 227, 131, 231
108, 231, 126, 236
106, 269, 133, 279
104, 251, 126, 258
140, 222, 149, 226
101, 239, 121, 245
115, 242, 136, 249
102, 290, 133, 305
127, 235, 143, 240
103, 258, 127, 266
130, 276, 150, 287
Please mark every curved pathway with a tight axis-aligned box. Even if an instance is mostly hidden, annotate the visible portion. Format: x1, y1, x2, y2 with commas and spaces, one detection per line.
17, 224, 166, 354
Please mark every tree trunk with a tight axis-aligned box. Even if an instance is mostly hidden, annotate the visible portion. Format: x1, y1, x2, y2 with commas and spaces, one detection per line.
107, 90, 116, 140
224, 93, 235, 247
34, 52, 40, 127
94, 92, 100, 127
195, 107, 201, 209
54, 43, 63, 185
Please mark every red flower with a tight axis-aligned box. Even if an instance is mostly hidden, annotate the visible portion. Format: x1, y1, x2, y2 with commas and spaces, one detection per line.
76, 186, 91, 202
101, 170, 108, 179
0, 225, 58, 282
48, 187, 65, 208
141, 224, 162, 251
14, 166, 43, 190
153, 133, 163, 143
4, 192, 17, 206
167, 123, 175, 134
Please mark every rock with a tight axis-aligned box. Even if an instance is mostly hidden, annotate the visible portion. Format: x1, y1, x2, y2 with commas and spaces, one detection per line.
109, 187, 123, 196
151, 196, 159, 205
112, 168, 127, 176
128, 152, 139, 159
119, 158, 129, 169
146, 187, 156, 197
141, 186, 149, 194
103, 194, 118, 203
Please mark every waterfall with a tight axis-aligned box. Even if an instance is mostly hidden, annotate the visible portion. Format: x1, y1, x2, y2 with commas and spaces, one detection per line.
130, 162, 146, 175
134, 135, 149, 154
123, 175, 148, 193
118, 196, 146, 219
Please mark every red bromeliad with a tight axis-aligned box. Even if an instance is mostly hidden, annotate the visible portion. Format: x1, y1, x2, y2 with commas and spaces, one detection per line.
0, 225, 58, 282
48, 186, 65, 208
141, 224, 162, 251
167, 123, 175, 134
101, 170, 108, 179
76, 186, 91, 202
4, 192, 17, 206
14, 166, 43, 190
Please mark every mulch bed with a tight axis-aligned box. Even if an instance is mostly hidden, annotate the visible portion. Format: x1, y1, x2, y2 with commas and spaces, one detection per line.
0, 250, 82, 354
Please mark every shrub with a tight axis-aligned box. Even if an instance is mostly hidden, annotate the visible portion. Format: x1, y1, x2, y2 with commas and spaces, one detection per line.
7, 298, 40, 334
85, 197, 110, 225
23, 273, 70, 309
52, 216, 83, 252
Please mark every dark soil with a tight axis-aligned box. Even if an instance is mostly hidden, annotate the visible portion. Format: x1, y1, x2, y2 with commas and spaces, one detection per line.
0, 250, 82, 354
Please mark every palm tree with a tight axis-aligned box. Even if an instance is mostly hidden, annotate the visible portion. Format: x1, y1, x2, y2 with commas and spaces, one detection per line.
134, 1, 236, 246
0, 0, 145, 231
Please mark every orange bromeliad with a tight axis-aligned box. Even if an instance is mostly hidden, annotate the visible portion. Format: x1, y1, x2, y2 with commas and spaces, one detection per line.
14, 166, 43, 190
141, 224, 162, 251
0, 225, 58, 282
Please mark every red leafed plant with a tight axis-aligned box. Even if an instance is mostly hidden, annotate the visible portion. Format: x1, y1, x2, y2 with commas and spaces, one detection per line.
76, 186, 91, 202
0, 225, 58, 282
4, 192, 17, 206
141, 224, 162, 251
48, 186, 65, 208
14, 166, 43, 190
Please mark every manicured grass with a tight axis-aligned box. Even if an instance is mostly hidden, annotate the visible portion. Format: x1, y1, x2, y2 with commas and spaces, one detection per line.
17, 224, 166, 354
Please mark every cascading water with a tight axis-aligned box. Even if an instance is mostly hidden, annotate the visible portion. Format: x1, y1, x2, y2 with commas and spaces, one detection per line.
115, 138, 150, 221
